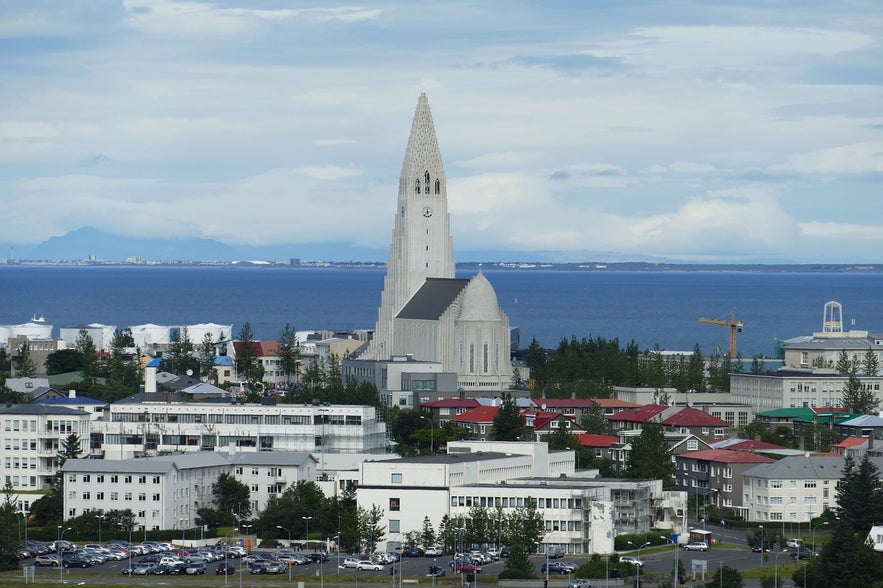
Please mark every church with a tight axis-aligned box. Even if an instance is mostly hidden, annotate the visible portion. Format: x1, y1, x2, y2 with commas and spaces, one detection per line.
360, 93, 512, 392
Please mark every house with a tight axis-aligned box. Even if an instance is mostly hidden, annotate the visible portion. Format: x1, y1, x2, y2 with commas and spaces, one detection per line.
420, 398, 481, 427
610, 431, 713, 473
674, 449, 775, 511
830, 436, 872, 458
574, 433, 619, 461
529, 397, 641, 418
608, 405, 731, 442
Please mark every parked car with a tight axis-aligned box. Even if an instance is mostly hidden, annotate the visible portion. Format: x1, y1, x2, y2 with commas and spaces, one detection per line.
216, 563, 235, 575
683, 542, 709, 551
250, 562, 271, 574
357, 560, 383, 571
500, 546, 510, 558
62, 555, 93, 568
185, 562, 207, 575
453, 562, 482, 574
428, 565, 446, 577
121, 565, 137, 575
620, 556, 644, 567
424, 546, 443, 557
34, 555, 59, 567
406, 547, 425, 558
132, 562, 157, 575
790, 547, 818, 560
309, 552, 330, 563
541, 562, 570, 574
342, 557, 361, 568
266, 562, 287, 574
569, 580, 592, 588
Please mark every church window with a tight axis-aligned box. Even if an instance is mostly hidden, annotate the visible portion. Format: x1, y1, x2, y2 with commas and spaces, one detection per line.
415, 179, 421, 194
426, 245, 429, 251
470, 344, 475, 372
435, 179, 440, 194
425, 171, 430, 187
401, 205, 405, 217
483, 344, 488, 373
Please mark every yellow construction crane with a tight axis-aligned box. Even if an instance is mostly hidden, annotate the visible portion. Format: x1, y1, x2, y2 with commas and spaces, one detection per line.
699, 312, 743, 358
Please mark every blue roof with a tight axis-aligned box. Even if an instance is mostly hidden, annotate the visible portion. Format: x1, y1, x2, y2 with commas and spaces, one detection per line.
214, 356, 234, 366
147, 358, 162, 367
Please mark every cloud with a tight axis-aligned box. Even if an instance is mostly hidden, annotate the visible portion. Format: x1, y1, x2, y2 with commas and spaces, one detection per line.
781, 141, 883, 175
293, 166, 363, 181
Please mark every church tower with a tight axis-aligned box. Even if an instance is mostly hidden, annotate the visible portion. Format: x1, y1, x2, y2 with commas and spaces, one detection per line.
364, 93, 455, 359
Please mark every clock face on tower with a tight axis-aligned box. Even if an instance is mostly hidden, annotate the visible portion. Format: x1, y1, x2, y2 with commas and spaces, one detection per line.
422, 206, 433, 218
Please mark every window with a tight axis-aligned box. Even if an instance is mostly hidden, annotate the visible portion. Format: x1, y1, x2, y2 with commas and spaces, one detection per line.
771, 480, 782, 488
389, 520, 400, 533
804, 481, 817, 489
391, 473, 403, 484
124, 475, 132, 484
687, 440, 698, 451
389, 498, 400, 511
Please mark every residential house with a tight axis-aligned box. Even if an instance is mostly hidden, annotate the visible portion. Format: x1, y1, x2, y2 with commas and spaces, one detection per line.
674, 449, 775, 511
608, 405, 731, 442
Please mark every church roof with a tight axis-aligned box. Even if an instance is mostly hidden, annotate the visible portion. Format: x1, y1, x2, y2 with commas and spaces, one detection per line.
401, 92, 445, 181
397, 278, 470, 320
459, 269, 503, 321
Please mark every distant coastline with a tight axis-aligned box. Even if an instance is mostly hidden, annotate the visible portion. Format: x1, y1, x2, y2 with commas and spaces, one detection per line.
1, 259, 881, 273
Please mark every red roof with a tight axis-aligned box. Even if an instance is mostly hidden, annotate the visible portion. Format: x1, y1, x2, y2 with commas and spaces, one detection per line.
662, 407, 730, 427
680, 449, 775, 464
608, 404, 668, 423
529, 411, 577, 430
421, 398, 482, 409
592, 398, 642, 409
832, 437, 869, 449
452, 406, 500, 423
530, 398, 642, 409
722, 439, 787, 451
232, 340, 280, 357
574, 433, 619, 448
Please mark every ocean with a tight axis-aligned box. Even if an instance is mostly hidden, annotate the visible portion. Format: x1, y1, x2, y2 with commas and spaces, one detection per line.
1, 265, 881, 358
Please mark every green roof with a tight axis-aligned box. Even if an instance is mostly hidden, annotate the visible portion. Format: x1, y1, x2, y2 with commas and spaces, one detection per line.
756, 406, 861, 422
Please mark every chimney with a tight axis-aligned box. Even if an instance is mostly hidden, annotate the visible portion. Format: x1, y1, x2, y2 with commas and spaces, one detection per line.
68, 389, 76, 399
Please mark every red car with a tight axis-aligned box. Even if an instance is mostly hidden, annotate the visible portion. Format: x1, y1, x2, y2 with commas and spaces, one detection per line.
453, 563, 482, 574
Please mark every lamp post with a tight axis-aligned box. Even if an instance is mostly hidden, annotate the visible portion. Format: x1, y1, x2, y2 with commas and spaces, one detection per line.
661, 533, 680, 588
774, 551, 785, 587
805, 520, 829, 587
627, 541, 650, 587
303, 516, 313, 550
224, 527, 238, 586
180, 518, 187, 546
719, 561, 723, 588
58, 525, 71, 583
420, 415, 435, 454
759, 525, 765, 567
23, 510, 29, 546
278, 525, 292, 583
334, 533, 341, 575
98, 514, 105, 543
240, 524, 253, 588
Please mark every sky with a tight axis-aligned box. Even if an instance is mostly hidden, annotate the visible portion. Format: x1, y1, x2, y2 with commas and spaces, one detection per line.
1, 0, 882, 263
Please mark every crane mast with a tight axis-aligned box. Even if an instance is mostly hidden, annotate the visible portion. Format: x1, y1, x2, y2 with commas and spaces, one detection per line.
698, 312, 743, 358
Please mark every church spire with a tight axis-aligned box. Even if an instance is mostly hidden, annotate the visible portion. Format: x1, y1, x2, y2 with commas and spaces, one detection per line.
400, 92, 446, 194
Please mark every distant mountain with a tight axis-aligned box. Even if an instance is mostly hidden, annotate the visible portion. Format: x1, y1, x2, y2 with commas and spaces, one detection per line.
11, 227, 390, 263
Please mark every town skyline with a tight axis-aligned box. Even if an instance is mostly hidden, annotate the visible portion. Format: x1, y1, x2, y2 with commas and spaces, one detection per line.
2, 1, 882, 263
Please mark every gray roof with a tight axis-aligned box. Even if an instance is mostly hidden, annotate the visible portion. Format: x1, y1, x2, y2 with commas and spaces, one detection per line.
222, 451, 316, 467
377, 451, 515, 465
740, 455, 883, 480
0, 404, 88, 416
61, 451, 231, 474
838, 414, 883, 428
397, 278, 470, 320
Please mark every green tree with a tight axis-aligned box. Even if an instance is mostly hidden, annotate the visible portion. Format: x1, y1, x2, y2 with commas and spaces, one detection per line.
686, 344, 706, 393
198, 332, 216, 379
211, 472, 251, 524
0, 482, 20, 571
235, 322, 262, 384
491, 393, 526, 441
836, 453, 883, 535
76, 329, 98, 384
865, 348, 880, 376
704, 564, 743, 588
106, 328, 140, 391
627, 421, 674, 489
54, 433, 82, 492
14, 341, 37, 377
499, 542, 535, 579
420, 516, 436, 548
505, 504, 544, 553
842, 373, 879, 415
751, 355, 765, 373
837, 350, 854, 375
524, 338, 548, 390
359, 504, 386, 552
278, 323, 300, 384
810, 517, 883, 588
580, 401, 612, 435
45, 348, 83, 375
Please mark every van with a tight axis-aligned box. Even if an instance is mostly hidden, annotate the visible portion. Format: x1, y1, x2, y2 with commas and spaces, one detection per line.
786, 538, 803, 549
547, 546, 565, 559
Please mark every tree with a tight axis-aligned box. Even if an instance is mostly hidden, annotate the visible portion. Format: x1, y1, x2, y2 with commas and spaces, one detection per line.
842, 373, 879, 415
704, 565, 743, 588
580, 401, 612, 435
810, 517, 883, 588
686, 344, 706, 393
420, 516, 436, 548
235, 322, 261, 384
198, 332, 216, 379
14, 341, 37, 377
45, 348, 83, 375
76, 329, 98, 384
499, 542, 535, 579
524, 338, 548, 390
211, 473, 251, 524
836, 453, 883, 535
491, 393, 525, 441
0, 481, 21, 571
627, 421, 674, 489
751, 355, 765, 373
865, 348, 880, 377
54, 433, 82, 492
278, 323, 300, 384
837, 350, 853, 375
359, 504, 386, 552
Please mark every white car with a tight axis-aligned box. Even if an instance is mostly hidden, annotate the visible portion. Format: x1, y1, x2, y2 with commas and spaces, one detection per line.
424, 546, 443, 557
342, 558, 360, 569
683, 542, 709, 551
569, 580, 592, 588
620, 556, 643, 567
357, 560, 383, 571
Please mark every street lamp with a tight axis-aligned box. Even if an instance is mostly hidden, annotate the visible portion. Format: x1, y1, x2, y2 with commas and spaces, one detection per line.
303, 516, 313, 549
420, 415, 435, 454
334, 533, 341, 575
627, 541, 650, 587
223, 527, 238, 586
774, 551, 785, 587
58, 525, 72, 583
806, 520, 829, 587
98, 514, 106, 543
661, 534, 679, 588
22, 510, 29, 546
759, 525, 765, 567
180, 517, 187, 546
278, 525, 292, 583
240, 524, 253, 588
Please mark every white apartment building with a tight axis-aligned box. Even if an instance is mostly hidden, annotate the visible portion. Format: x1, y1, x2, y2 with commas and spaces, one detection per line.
343, 355, 458, 408
62, 450, 317, 532
96, 400, 388, 459
1, 404, 92, 499
730, 368, 883, 411
739, 455, 882, 522
357, 440, 687, 554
